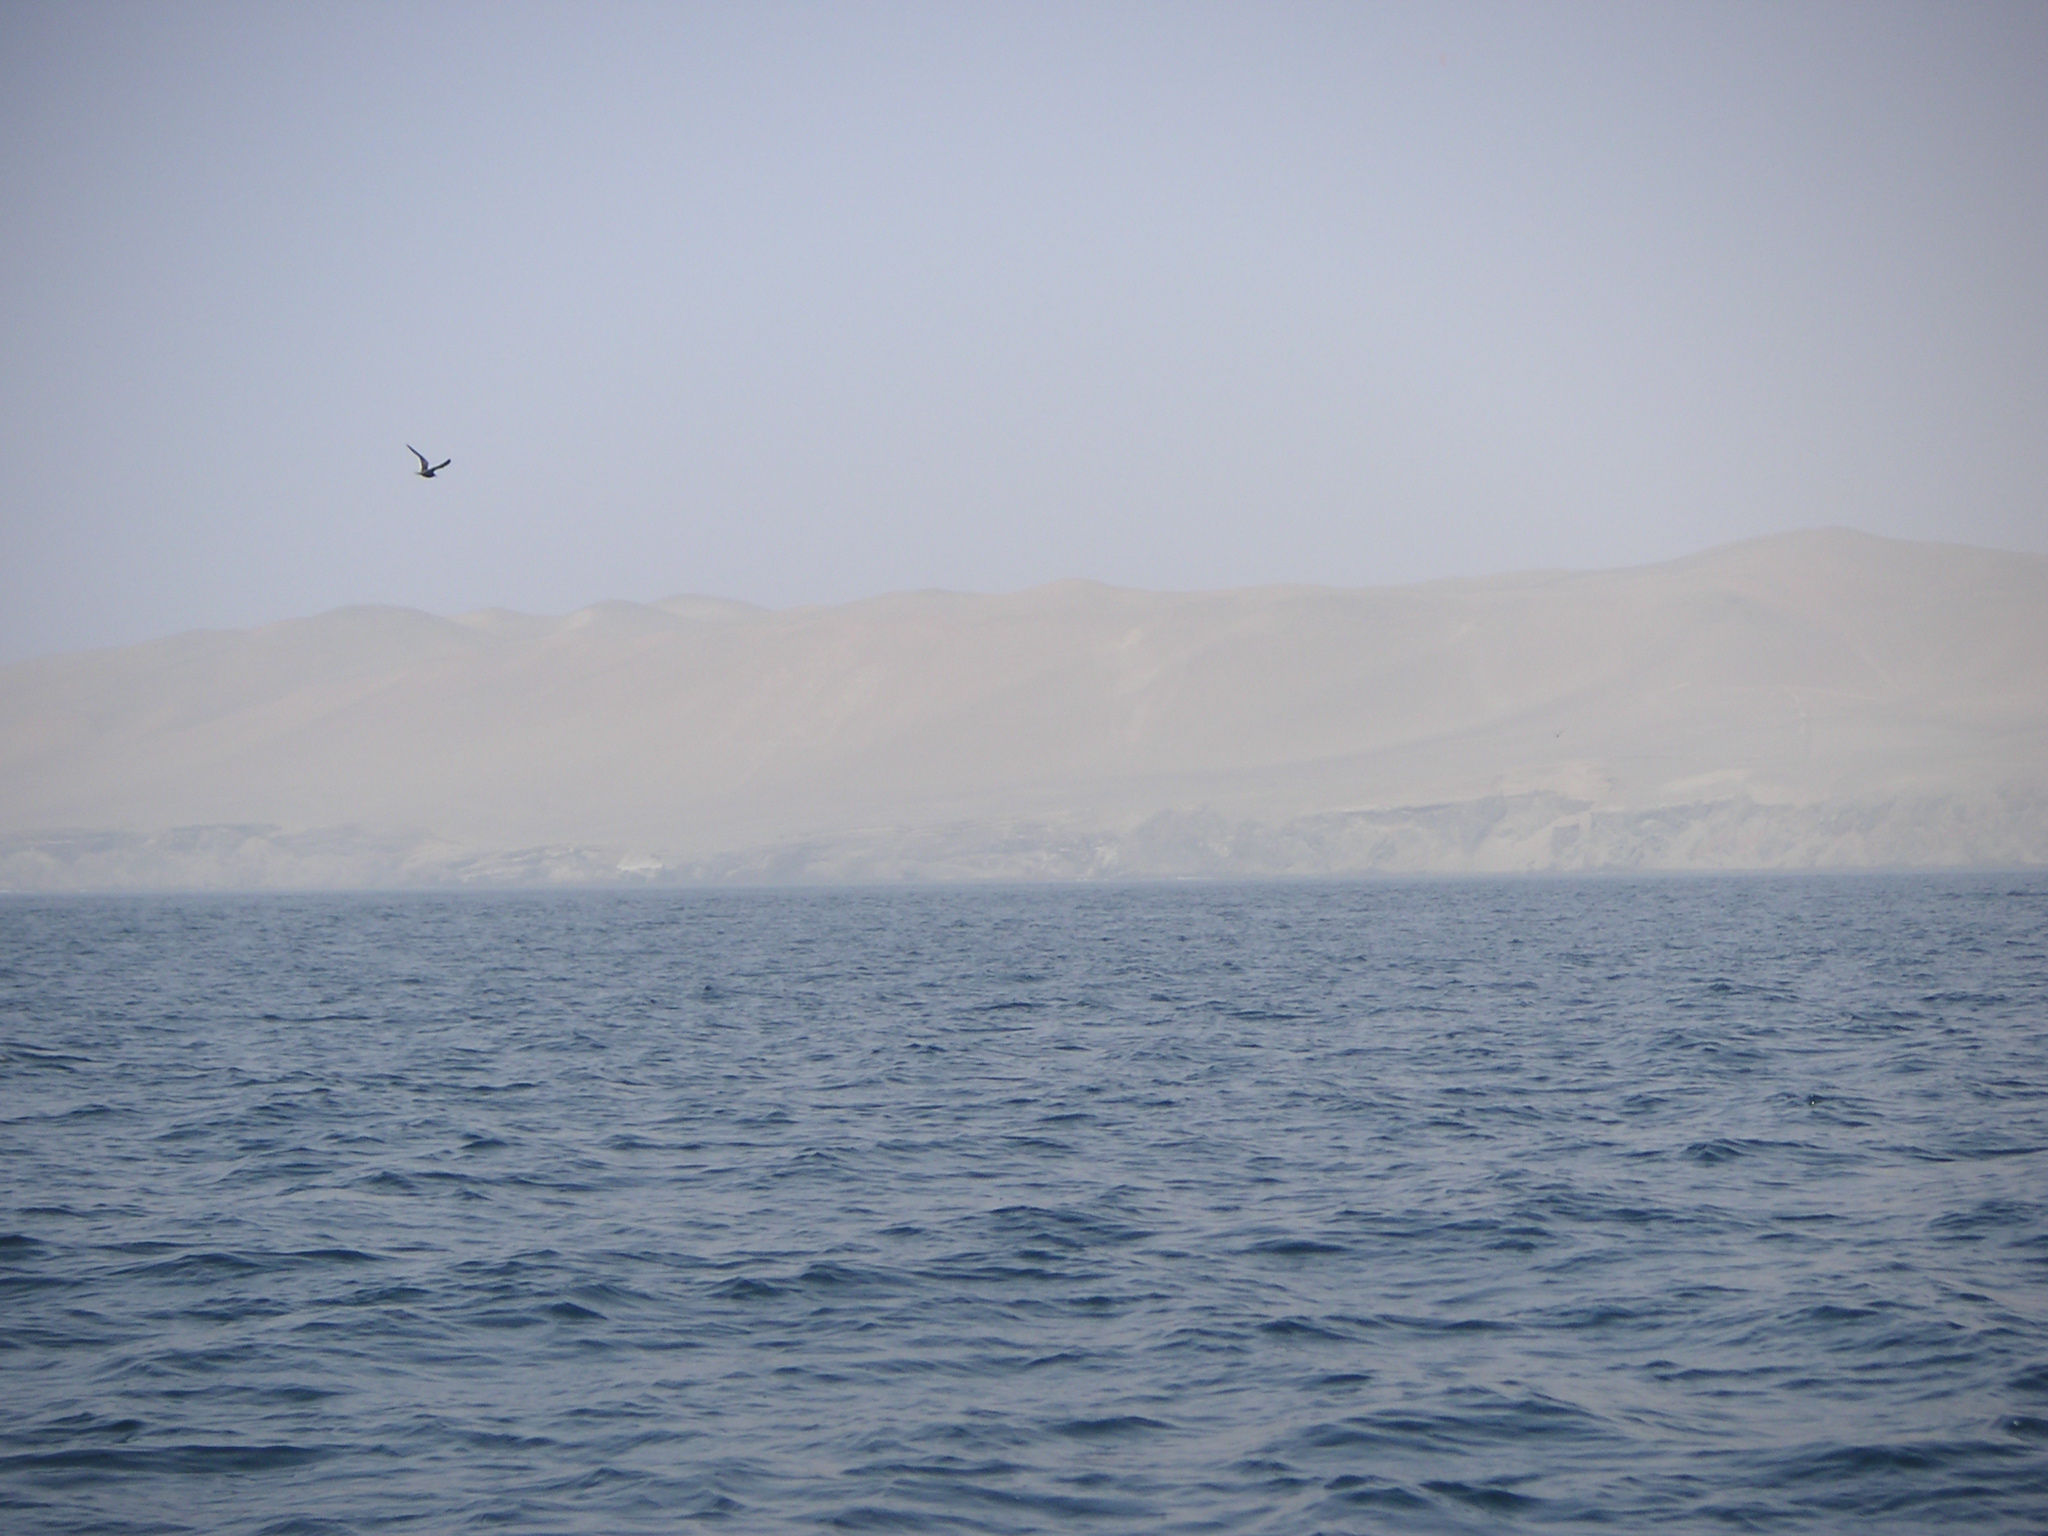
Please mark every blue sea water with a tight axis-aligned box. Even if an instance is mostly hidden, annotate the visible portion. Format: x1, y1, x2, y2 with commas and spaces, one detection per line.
2, 876, 2045, 1534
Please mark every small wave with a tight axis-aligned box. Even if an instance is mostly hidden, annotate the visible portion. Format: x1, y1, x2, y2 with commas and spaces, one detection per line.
1685, 1138, 1748, 1163
0, 1441, 329, 1476
1322, 1476, 1432, 1510
1752, 1437, 2002, 1486
122, 1251, 266, 1281
2009, 1364, 2048, 1397
1422, 1478, 1543, 1512
1048, 1414, 1171, 1439
1289, 1396, 1610, 1457
1259, 1317, 1357, 1341
1374, 1312, 1515, 1335
977, 1206, 1151, 1249
794, 1261, 904, 1294
0, 1045, 86, 1072
710, 1276, 790, 1300
819, 1505, 962, 1531
1244, 1237, 1349, 1256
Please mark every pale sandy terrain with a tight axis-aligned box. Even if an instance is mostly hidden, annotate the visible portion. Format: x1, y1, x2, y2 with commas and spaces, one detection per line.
3, 530, 2043, 887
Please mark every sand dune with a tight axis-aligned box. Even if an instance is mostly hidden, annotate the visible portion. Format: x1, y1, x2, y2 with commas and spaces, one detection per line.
3, 529, 2043, 887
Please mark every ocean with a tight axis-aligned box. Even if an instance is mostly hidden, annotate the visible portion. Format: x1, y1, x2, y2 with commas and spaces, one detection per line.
2, 876, 2044, 1533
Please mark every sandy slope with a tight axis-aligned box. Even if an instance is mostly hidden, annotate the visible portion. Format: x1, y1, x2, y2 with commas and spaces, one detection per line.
3, 530, 2043, 886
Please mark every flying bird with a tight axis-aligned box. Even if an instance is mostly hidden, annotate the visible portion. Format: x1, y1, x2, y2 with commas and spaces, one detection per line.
409, 446, 451, 478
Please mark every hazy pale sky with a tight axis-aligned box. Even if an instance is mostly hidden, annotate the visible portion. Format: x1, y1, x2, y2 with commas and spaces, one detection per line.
3, 0, 2043, 661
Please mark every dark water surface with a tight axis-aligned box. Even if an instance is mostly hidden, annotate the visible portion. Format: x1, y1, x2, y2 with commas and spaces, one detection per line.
3, 877, 2045, 1533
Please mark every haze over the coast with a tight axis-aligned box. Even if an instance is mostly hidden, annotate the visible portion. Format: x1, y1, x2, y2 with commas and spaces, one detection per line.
4, 531, 2043, 887
3, 4, 2043, 884
3, 2, 2046, 666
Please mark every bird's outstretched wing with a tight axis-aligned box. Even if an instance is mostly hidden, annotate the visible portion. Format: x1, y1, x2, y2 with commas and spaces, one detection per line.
431, 458, 451, 472
409, 445, 431, 472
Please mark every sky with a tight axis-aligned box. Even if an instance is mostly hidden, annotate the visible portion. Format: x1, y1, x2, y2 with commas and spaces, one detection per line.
2, 0, 2044, 662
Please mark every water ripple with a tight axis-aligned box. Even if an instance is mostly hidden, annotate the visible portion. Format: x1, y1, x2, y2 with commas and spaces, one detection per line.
2, 875, 2045, 1533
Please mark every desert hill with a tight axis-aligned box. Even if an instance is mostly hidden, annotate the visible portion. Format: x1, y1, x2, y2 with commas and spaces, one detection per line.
3, 529, 2043, 886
